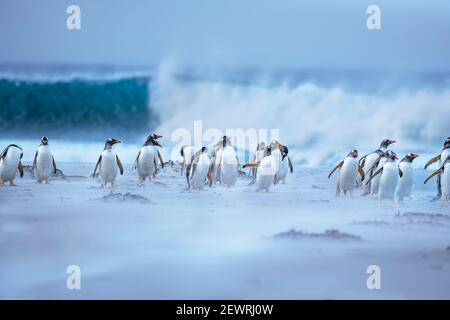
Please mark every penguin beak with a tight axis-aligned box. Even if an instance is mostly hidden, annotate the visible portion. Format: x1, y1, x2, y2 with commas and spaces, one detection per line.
112, 139, 121, 145
388, 140, 396, 145
153, 134, 163, 139
411, 154, 419, 159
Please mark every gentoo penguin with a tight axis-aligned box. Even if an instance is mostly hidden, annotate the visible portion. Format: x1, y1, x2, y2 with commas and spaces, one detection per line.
424, 156, 450, 202
134, 135, 164, 182
32, 136, 57, 183
248, 142, 266, 184
0, 144, 24, 186
186, 147, 213, 190
276, 145, 293, 184
424, 137, 450, 201
243, 145, 276, 192
328, 149, 365, 196
213, 136, 239, 187
395, 153, 419, 202
92, 138, 123, 187
366, 151, 402, 206
270, 140, 283, 185
360, 139, 396, 195
180, 145, 195, 176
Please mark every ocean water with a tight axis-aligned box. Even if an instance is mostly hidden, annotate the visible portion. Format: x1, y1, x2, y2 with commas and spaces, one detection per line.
0, 64, 449, 167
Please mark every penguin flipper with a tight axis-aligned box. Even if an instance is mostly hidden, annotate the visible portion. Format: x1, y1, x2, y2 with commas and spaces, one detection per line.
18, 161, 24, 178
288, 156, 294, 173
328, 161, 343, 179
133, 151, 140, 170
32, 151, 38, 173
398, 167, 403, 178
358, 165, 365, 181
157, 150, 164, 168
92, 156, 102, 177
424, 168, 443, 184
186, 163, 192, 187
207, 168, 213, 187
366, 167, 383, 185
424, 155, 440, 169
243, 162, 260, 169
116, 155, 123, 175
52, 156, 57, 174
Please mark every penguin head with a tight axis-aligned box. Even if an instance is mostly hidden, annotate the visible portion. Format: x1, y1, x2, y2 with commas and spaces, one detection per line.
281, 145, 289, 158
444, 137, 450, 149
41, 136, 49, 145
380, 139, 396, 149
349, 149, 358, 158
402, 153, 419, 163
265, 145, 272, 156
145, 135, 162, 147
105, 138, 121, 149
257, 142, 267, 151
270, 140, 281, 150
385, 150, 398, 161
201, 146, 208, 153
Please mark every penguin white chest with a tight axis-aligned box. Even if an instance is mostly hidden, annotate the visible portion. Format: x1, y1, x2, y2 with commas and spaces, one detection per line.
256, 155, 276, 191
137, 146, 156, 177
362, 153, 380, 185
441, 164, 450, 200
219, 146, 237, 186
0, 147, 22, 181
339, 157, 358, 191
396, 162, 414, 200
371, 157, 387, 194
190, 153, 211, 189
379, 162, 399, 200
36, 146, 53, 179
100, 150, 118, 183
277, 156, 289, 182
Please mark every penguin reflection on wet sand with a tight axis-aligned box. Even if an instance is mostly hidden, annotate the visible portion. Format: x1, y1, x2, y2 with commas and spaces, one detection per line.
424, 137, 450, 201
243, 145, 276, 192
424, 155, 450, 203
366, 151, 402, 206
0, 144, 24, 186
134, 134, 164, 183
186, 147, 213, 190
32, 136, 57, 184
328, 149, 365, 197
92, 138, 123, 187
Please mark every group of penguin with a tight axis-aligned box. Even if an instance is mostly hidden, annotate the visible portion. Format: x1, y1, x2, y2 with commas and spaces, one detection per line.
328, 137, 450, 204
1, 135, 449, 203
0, 134, 293, 192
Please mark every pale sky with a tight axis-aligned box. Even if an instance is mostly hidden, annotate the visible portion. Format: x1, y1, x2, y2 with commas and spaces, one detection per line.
0, 0, 449, 71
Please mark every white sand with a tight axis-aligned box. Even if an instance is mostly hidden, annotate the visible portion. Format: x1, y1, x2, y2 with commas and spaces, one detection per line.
1, 162, 449, 299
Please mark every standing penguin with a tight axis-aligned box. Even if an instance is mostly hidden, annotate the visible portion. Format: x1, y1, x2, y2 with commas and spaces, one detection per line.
424, 156, 450, 203
186, 147, 213, 190
395, 153, 419, 202
328, 149, 365, 197
366, 151, 402, 206
360, 139, 396, 195
424, 137, 450, 201
32, 136, 57, 183
270, 140, 283, 185
276, 145, 294, 184
92, 138, 123, 187
0, 144, 24, 186
134, 135, 164, 182
243, 145, 276, 192
180, 145, 195, 176
248, 142, 266, 184
214, 136, 239, 187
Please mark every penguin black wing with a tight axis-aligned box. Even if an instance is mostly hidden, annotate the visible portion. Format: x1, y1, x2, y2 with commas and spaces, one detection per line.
424, 167, 443, 184
116, 155, 124, 175
398, 166, 403, 178
133, 150, 141, 170
366, 167, 383, 185
32, 151, 38, 173
18, 161, 24, 178
288, 156, 294, 173
92, 155, 102, 177
424, 155, 440, 169
328, 161, 343, 179
52, 157, 57, 174
243, 162, 260, 169
157, 150, 164, 169
358, 165, 365, 181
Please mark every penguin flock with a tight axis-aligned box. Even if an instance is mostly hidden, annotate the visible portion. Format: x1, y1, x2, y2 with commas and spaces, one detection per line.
1, 135, 449, 204
328, 137, 450, 205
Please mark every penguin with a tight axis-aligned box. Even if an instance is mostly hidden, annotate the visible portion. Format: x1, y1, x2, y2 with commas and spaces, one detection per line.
32, 136, 57, 183
92, 138, 123, 187
248, 142, 266, 184
180, 145, 195, 176
395, 153, 419, 202
134, 135, 164, 182
213, 136, 239, 187
270, 140, 283, 185
360, 139, 396, 195
328, 149, 365, 196
424, 137, 450, 201
243, 145, 276, 192
366, 151, 402, 206
0, 144, 24, 186
276, 145, 294, 184
186, 147, 213, 190
424, 155, 450, 203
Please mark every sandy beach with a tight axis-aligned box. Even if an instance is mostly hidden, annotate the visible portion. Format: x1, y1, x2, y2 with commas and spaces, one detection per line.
1, 161, 449, 299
